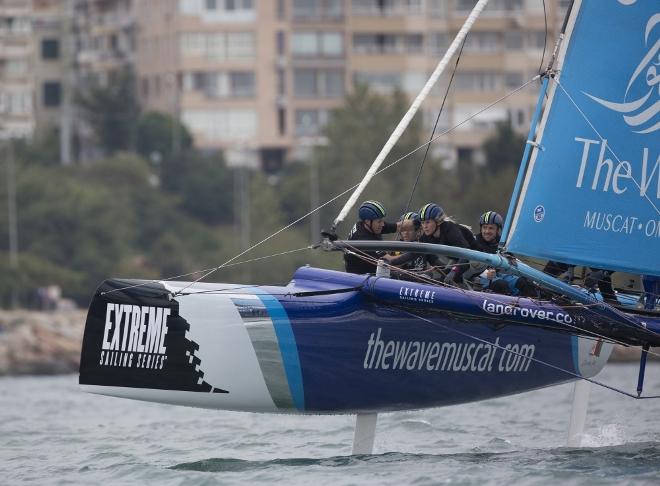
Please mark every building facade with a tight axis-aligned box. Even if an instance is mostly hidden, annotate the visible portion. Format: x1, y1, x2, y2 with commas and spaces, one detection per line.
136, 0, 570, 170
3, 0, 571, 166
0, 0, 35, 139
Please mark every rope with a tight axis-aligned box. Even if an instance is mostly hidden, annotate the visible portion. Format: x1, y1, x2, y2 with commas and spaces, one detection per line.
101, 246, 314, 296
404, 37, 467, 213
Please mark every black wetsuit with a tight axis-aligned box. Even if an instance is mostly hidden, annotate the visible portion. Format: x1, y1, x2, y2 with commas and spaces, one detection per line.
473, 233, 498, 254
344, 221, 398, 274
462, 232, 537, 297
420, 220, 475, 268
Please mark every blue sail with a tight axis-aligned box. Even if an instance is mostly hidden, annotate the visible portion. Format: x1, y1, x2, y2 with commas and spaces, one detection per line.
503, 0, 659, 276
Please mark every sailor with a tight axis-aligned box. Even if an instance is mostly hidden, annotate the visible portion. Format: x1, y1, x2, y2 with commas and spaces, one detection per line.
344, 200, 400, 275
395, 211, 421, 244
382, 212, 425, 279
417, 203, 476, 283
584, 268, 617, 304
641, 275, 659, 310
462, 211, 537, 297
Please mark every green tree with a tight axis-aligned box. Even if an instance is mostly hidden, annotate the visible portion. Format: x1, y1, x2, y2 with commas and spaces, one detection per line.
11, 128, 60, 167
160, 150, 234, 225
76, 68, 141, 155
136, 111, 193, 161
482, 121, 526, 174
311, 85, 430, 231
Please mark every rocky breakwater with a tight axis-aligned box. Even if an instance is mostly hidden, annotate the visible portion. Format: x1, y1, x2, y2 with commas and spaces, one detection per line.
0, 310, 86, 375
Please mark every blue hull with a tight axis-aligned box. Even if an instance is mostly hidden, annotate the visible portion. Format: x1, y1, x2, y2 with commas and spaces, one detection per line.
78, 267, 628, 414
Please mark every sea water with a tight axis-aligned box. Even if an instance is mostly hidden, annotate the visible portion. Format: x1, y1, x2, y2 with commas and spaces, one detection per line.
1, 363, 659, 485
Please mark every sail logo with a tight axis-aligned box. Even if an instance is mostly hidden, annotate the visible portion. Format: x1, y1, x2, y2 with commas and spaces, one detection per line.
399, 286, 435, 304
99, 303, 170, 370
363, 328, 535, 373
574, 138, 659, 200
534, 205, 545, 222
583, 11, 659, 134
481, 299, 573, 325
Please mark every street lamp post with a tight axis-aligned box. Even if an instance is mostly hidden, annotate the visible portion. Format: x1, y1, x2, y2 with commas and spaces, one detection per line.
6, 142, 19, 308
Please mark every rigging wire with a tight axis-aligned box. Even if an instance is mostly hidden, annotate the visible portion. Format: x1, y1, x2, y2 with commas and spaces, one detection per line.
341, 246, 660, 355
399, 308, 660, 400
404, 37, 467, 213
537, 0, 548, 76
167, 77, 540, 295
101, 246, 314, 295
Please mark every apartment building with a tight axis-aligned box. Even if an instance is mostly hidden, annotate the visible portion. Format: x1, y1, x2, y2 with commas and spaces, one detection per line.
135, 0, 570, 170
74, 0, 136, 84
0, 0, 34, 139
6, 0, 570, 165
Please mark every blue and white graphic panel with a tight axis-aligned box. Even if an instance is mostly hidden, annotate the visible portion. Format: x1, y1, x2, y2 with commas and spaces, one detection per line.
506, 0, 660, 275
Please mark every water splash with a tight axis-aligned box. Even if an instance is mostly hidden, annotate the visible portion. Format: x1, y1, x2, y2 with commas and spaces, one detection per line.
580, 423, 628, 447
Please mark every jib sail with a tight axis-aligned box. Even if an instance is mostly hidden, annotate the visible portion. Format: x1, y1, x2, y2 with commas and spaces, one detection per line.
503, 0, 659, 276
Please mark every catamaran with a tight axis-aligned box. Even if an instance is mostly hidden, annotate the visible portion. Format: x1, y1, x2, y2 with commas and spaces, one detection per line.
79, 0, 659, 454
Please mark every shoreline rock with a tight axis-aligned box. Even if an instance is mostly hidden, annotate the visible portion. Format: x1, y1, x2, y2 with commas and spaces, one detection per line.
0, 310, 86, 376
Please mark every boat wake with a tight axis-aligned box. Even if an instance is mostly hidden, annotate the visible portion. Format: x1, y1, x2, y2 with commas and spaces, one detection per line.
171, 442, 660, 476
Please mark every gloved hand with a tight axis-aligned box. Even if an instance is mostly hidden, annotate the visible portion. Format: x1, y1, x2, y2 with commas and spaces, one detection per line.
444, 270, 457, 285
321, 229, 338, 241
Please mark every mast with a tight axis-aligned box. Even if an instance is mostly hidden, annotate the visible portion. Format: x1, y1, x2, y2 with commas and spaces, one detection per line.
332, 0, 491, 231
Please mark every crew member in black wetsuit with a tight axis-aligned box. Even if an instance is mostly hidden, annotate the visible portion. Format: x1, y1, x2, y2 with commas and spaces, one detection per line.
462, 211, 537, 297
382, 211, 425, 279
344, 200, 400, 275
416, 203, 475, 283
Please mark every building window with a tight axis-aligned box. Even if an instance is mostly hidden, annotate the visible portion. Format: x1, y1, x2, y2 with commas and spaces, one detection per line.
206, 33, 226, 60
187, 71, 255, 98
295, 109, 329, 136
206, 0, 218, 10
429, 32, 449, 55
464, 32, 501, 52
291, 31, 343, 57
292, 0, 343, 20
428, 0, 447, 18
454, 72, 500, 91
353, 33, 424, 54
277, 31, 286, 56
182, 109, 258, 141
1, 91, 32, 115
278, 107, 286, 136
227, 32, 256, 59
225, 0, 253, 10
41, 39, 60, 60
277, 68, 286, 96
43, 81, 61, 107
527, 31, 546, 50
230, 71, 255, 97
505, 31, 524, 50
458, 0, 523, 14
181, 32, 255, 61
294, 69, 344, 98
5, 60, 28, 77
505, 71, 524, 89
404, 34, 423, 54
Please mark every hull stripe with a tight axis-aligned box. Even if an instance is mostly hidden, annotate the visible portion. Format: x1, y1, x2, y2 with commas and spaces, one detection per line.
256, 293, 305, 411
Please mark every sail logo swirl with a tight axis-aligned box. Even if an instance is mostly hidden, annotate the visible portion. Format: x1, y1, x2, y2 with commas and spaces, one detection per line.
583, 12, 660, 134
